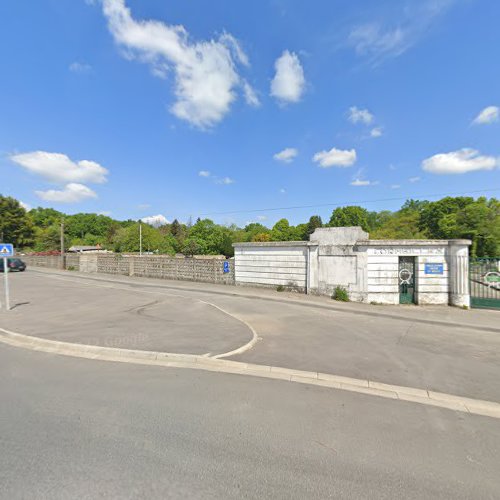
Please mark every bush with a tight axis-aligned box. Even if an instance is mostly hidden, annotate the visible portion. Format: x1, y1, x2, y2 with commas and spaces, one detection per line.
276, 285, 285, 292
332, 286, 349, 302
67, 265, 76, 271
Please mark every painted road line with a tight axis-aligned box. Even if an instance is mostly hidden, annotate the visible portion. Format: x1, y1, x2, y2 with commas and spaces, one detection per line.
1, 326, 499, 420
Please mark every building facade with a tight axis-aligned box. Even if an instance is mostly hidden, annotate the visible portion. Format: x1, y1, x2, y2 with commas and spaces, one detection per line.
233, 227, 471, 307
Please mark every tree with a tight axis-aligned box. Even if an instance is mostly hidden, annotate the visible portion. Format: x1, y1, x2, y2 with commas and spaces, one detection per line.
371, 211, 428, 240
32, 224, 62, 251
112, 223, 175, 254
271, 219, 296, 241
252, 232, 271, 242
29, 207, 63, 228
243, 223, 270, 242
328, 206, 370, 232
0, 195, 34, 247
419, 197, 473, 238
187, 219, 234, 256
306, 215, 323, 238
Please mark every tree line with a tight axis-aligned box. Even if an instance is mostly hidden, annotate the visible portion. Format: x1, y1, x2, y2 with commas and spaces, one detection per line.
1, 194, 498, 257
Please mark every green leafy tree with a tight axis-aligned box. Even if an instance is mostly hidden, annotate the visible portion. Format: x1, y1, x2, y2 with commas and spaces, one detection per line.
306, 215, 323, 238
328, 206, 370, 232
32, 224, 61, 251
29, 207, 63, 228
371, 211, 428, 239
187, 219, 234, 255
271, 218, 296, 241
0, 195, 34, 247
112, 223, 175, 254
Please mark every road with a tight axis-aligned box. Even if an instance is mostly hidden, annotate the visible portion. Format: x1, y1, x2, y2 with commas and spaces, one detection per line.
1, 343, 500, 499
2, 269, 500, 401
1, 269, 500, 498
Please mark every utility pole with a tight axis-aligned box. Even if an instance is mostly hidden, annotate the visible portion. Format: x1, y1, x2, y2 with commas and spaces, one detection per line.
60, 219, 65, 270
139, 221, 142, 256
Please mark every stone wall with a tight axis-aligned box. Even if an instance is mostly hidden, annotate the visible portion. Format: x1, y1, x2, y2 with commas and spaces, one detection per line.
21, 253, 235, 286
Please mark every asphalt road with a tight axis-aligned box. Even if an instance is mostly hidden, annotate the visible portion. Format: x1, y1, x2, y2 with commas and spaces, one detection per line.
1, 343, 500, 499
2, 270, 500, 402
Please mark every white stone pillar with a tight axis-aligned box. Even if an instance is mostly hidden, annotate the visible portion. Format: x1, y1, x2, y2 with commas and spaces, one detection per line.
448, 242, 470, 307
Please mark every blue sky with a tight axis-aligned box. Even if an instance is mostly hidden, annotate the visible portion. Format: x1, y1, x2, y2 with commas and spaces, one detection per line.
1, 0, 499, 227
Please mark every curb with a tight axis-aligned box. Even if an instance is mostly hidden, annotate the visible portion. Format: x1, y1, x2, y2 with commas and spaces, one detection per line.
1, 326, 500, 420
30, 268, 500, 334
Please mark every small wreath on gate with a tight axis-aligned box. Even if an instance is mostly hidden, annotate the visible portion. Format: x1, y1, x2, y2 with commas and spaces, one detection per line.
399, 268, 413, 285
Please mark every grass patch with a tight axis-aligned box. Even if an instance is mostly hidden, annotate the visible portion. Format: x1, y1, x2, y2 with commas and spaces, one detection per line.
332, 286, 349, 302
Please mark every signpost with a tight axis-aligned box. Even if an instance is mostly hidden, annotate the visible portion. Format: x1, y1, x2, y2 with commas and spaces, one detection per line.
0, 243, 14, 311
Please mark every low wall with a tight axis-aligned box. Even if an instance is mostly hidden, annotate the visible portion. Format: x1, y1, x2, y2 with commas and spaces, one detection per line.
96, 254, 235, 285
20, 253, 235, 286
22, 254, 80, 271
233, 242, 308, 291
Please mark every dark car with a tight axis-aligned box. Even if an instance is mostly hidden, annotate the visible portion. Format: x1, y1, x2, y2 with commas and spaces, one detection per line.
0, 258, 26, 272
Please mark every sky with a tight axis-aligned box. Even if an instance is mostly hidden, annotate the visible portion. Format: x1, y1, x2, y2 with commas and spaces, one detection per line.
1, 0, 499, 227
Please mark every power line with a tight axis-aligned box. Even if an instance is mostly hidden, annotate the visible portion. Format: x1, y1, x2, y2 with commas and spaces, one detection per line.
197, 187, 500, 217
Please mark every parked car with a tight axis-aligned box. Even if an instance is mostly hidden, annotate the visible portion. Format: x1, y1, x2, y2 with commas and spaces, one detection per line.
0, 258, 26, 272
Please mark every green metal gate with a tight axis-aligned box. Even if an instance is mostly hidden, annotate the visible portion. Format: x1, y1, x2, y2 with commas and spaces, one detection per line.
399, 256, 416, 304
470, 258, 500, 309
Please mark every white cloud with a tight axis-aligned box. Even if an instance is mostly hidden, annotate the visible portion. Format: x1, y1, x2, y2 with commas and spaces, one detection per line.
243, 81, 260, 107
472, 106, 499, 125
270, 50, 305, 104
101, 0, 252, 128
36, 183, 97, 203
348, 0, 455, 65
312, 147, 357, 168
216, 176, 234, 185
409, 176, 421, 183
257, 215, 267, 221
11, 151, 108, 184
141, 214, 169, 227
19, 201, 31, 211
137, 203, 151, 210
69, 62, 92, 74
99, 211, 112, 216
348, 106, 374, 125
370, 127, 383, 137
422, 148, 499, 174
198, 170, 211, 177
273, 147, 298, 163
350, 179, 370, 186
390, 184, 401, 189
279, 188, 286, 194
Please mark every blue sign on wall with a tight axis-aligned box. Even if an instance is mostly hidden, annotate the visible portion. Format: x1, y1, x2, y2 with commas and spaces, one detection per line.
424, 263, 444, 275
223, 261, 230, 273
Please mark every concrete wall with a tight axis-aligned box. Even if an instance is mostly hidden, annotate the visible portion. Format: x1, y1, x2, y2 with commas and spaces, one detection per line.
310, 227, 368, 300
234, 242, 308, 290
359, 242, 450, 305
21, 254, 80, 271
233, 229, 471, 306
357, 240, 471, 306
21, 254, 235, 286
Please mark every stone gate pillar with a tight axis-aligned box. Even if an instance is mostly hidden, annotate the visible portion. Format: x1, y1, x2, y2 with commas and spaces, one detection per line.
447, 240, 471, 308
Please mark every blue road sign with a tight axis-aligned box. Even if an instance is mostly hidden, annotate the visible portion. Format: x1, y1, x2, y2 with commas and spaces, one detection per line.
0, 244, 14, 257
424, 263, 444, 275
223, 261, 230, 273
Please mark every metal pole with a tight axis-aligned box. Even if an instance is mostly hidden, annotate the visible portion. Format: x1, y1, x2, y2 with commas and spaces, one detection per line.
139, 221, 142, 256
3, 257, 9, 311
60, 220, 65, 269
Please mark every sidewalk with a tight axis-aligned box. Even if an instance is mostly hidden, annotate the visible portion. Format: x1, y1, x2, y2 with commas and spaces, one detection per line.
28, 267, 500, 333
